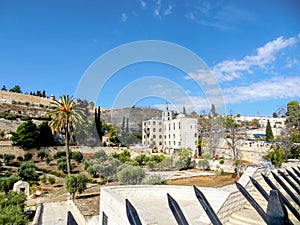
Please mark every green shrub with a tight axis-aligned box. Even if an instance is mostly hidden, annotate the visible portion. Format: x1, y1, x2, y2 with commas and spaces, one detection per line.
142, 174, 166, 185
117, 165, 145, 185
48, 176, 55, 185
18, 162, 39, 183
3, 154, 15, 163
94, 150, 108, 161
65, 174, 88, 198
24, 152, 33, 161
41, 174, 47, 184
71, 151, 83, 163
54, 151, 66, 159
198, 159, 210, 170
220, 168, 225, 175
219, 159, 224, 165
203, 153, 213, 160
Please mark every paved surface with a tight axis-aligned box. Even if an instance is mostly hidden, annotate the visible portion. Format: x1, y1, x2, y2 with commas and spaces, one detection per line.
39, 201, 68, 225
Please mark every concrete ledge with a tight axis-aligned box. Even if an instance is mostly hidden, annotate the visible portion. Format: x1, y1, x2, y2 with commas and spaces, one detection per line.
31, 203, 42, 225
67, 199, 87, 225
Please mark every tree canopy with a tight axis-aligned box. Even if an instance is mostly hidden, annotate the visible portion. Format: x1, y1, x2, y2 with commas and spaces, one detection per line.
265, 119, 274, 142
11, 120, 39, 150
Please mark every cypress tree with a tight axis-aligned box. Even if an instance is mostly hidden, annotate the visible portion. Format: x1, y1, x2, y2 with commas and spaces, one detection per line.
265, 119, 274, 141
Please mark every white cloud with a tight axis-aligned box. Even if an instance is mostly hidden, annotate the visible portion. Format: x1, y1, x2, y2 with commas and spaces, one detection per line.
164, 5, 173, 16
139, 0, 146, 9
286, 57, 299, 68
154, 0, 161, 17
185, 69, 218, 85
185, 12, 195, 20
213, 36, 298, 81
223, 76, 300, 104
121, 13, 127, 22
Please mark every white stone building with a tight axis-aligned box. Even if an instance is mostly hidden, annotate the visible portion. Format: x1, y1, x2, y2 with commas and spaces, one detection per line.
142, 105, 198, 154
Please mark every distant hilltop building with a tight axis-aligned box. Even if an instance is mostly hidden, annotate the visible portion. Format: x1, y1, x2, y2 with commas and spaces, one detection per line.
142, 104, 198, 154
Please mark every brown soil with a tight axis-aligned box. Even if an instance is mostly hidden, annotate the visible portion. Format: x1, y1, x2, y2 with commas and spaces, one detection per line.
167, 173, 238, 187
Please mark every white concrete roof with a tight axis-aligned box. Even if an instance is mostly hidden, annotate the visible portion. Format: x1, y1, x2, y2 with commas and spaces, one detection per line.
101, 185, 235, 225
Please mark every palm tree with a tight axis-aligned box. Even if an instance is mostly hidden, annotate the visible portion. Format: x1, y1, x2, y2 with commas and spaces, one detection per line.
48, 95, 84, 176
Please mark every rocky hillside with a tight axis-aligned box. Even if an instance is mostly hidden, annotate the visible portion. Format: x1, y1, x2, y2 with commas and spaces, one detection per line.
0, 91, 163, 135
101, 107, 162, 130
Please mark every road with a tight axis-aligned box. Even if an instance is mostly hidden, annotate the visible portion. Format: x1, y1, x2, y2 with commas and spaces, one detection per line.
39, 201, 68, 225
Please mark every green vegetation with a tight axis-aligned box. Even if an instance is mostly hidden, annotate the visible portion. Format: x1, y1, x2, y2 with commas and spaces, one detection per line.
65, 174, 87, 198
0, 175, 20, 194
142, 174, 166, 185
175, 148, 192, 170
263, 100, 300, 167
18, 162, 39, 183
49, 95, 85, 176
0, 192, 28, 225
198, 159, 210, 170
3, 154, 15, 163
117, 164, 145, 185
11, 120, 39, 150
265, 119, 274, 141
37, 150, 48, 161
9, 85, 22, 93
71, 151, 83, 163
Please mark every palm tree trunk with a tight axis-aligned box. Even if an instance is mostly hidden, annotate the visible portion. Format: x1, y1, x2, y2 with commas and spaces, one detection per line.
65, 123, 71, 176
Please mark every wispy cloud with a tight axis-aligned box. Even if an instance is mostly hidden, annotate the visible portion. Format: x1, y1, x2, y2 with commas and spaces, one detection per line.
121, 13, 128, 22
213, 36, 298, 81
164, 5, 173, 16
154, 0, 161, 17
223, 76, 300, 104
185, 1, 255, 30
139, 0, 146, 9
185, 69, 216, 85
285, 57, 299, 68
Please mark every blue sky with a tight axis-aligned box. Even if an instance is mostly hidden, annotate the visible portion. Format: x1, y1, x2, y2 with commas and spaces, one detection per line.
0, 0, 299, 116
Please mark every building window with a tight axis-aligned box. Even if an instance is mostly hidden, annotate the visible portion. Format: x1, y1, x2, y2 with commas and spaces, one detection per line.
169, 141, 171, 145
159, 122, 162, 125
190, 125, 192, 129
173, 123, 175, 130
169, 134, 171, 138
153, 121, 156, 125
159, 128, 162, 132
169, 124, 171, 130
174, 141, 176, 145
159, 135, 162, 139
173, 134, 175, 138
179, 122, 181, 130
195, 133, 197, 137
153, 135, 156, 138
102, 212, 108, 225
178, 142, 181, 146
153, 128, 156, 132
164, 135, 166, 139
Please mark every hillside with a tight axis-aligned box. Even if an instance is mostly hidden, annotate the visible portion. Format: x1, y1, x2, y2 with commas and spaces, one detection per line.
0, 91, 162, 135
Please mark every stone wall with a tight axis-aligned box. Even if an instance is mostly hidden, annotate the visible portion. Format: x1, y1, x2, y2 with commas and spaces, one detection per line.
0, 145, 152, 159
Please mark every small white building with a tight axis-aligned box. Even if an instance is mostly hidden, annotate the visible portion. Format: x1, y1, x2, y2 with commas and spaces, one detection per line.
142, 105, 198, 154
13, 180, 30, 196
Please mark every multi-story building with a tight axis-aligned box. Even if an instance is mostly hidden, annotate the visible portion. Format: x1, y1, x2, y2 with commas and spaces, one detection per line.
142, 105, 198, 154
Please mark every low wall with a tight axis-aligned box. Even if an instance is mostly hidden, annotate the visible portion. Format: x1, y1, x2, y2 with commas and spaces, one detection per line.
0, 145, 152, 159
216, 166, 266, 224
67, 199, 87, 225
